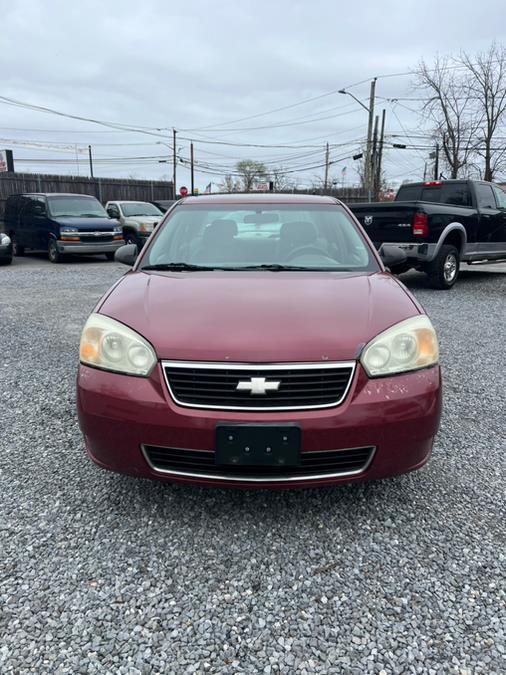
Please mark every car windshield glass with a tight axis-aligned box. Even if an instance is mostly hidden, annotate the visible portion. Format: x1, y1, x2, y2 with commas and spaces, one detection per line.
121, 202, 162, 217
141, 204, 378, 272
48, 196, 107, 218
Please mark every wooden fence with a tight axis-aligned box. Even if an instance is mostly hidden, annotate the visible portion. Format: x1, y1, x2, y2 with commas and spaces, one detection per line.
0, 172, 174, 218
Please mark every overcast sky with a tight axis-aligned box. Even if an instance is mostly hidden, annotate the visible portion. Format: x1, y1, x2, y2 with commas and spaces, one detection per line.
1, 0, 505, 191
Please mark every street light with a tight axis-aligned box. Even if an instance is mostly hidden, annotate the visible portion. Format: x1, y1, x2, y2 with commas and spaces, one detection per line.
338, 89, 370, 113
338, 79, 377, 201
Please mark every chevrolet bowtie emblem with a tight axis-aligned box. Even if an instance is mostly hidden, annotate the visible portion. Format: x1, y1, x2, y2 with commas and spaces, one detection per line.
236, 377, 281, 395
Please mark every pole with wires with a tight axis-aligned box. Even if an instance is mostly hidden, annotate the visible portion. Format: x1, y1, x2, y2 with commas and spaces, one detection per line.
88, 145, 94, 178
365, 78, 377, 202
323, 142, 330, 192
371, 114, 379, 200
172, 128, 177, 198
190, 141, 195, 195
375, 109, 386, 200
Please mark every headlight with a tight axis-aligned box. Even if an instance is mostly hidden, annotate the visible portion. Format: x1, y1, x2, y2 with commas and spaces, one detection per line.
79, 313, 156, 376
61, 226, 78, 234
113, 226, 122, 234
0, 233, 11, 245
138, 222, 152, 233
360, 315, 439, 377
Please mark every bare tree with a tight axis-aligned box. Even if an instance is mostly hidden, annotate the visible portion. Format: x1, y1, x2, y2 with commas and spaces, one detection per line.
415, 56, 479, 178
270, 166, 296, 192
235, 160, 268, 192
218, 174, 240, 193
461, 43, 506, 181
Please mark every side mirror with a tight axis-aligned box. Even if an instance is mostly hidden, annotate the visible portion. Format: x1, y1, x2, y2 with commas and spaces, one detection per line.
380, 244, 408, 269
33, 204, 46, 216
115, 243, 138, 266
107, 208, 118, 218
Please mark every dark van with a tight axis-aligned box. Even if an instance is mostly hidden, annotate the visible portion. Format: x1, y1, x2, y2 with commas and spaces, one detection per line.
5, 193, 124, 263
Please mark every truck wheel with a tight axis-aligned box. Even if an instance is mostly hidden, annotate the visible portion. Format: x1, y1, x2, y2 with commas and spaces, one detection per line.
105, 252, 115, 261
11, 235, 25, 256
426, 245, 460, 289
48, 239, 63, 264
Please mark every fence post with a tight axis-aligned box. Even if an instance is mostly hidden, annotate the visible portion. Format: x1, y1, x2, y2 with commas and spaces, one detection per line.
97, 178, 102, 203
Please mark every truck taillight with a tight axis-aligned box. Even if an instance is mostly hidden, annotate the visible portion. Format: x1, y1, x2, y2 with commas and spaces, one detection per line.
412, 212, 429, 237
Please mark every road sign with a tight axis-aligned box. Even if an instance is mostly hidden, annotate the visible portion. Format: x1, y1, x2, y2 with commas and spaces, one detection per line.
179, 186, 189, 197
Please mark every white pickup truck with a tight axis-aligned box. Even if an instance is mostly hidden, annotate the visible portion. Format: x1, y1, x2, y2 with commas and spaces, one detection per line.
105, 200, 163, 248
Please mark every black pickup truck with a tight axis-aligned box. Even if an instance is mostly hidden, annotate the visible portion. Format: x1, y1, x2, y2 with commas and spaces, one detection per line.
350, 179, 506, 288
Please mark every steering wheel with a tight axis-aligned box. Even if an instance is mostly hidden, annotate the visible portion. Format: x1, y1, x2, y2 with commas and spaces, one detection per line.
285, 245, 329, 261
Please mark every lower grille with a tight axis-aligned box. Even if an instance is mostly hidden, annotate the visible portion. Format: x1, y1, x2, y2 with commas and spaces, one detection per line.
80, 234, 113, 243
142, 445, 375, 482
162, 361, 356, 411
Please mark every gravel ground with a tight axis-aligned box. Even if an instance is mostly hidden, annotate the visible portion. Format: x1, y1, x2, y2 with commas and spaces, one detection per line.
0, 254, 505, 674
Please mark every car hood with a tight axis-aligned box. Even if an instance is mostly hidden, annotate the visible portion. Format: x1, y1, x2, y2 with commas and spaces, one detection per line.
98, 271, 420, 362
125, 216, 160, 224
54, 216, 118, 231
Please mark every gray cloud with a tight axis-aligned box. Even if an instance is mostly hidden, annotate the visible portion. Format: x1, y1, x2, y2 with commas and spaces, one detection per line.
0, 0, 505, 187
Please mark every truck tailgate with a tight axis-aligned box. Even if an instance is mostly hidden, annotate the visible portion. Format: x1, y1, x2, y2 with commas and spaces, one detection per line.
350, 202, 418, 245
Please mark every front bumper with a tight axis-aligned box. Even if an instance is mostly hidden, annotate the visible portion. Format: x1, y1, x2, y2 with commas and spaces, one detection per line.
57, 240, 124, 255
77, 361, 442, 489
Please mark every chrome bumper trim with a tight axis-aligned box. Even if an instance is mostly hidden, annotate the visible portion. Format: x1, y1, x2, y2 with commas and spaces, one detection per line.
57, 241, 124, 254
141, 444, 376, 483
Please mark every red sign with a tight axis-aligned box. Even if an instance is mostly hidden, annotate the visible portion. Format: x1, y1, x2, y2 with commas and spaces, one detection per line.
179, 186, 189, 197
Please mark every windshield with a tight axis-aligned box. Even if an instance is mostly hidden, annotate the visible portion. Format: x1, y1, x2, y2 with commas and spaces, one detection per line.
48, 196, 107, 218
121, 202, 162, 217
141, 204, 378, 272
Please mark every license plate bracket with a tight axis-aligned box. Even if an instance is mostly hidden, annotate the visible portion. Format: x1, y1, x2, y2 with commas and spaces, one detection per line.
216, 424, 301, 467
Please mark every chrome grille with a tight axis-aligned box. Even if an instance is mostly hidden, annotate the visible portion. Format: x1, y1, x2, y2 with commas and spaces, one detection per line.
162, 361, 356, 411
142, 444, 375, 481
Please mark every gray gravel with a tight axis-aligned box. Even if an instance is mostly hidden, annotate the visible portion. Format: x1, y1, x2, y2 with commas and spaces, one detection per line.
1, 254, 505, 674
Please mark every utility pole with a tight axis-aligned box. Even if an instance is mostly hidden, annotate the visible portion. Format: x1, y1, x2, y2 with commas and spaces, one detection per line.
88, 145, 94, 178
375, 109, 386, 200
371, 115, 379, 200
323, 142, 330, 192
190, 141, 195, 195
434, 142, 439, 180
365, 78, 377, 202
172, 128, 177, 198
423, 162, 428, 180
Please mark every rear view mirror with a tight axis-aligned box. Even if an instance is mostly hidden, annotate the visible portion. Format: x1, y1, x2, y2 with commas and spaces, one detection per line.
115, 243, 138, 266
380, 245, 407, 269
243, 213, 279, 224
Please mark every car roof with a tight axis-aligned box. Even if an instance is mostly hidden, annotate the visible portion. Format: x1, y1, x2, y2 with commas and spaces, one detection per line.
9, 192, 97, 198
179, 193, 340, 205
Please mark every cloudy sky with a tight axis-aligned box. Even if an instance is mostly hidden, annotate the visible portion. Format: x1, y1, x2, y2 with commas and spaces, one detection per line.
1, 0, 505, 191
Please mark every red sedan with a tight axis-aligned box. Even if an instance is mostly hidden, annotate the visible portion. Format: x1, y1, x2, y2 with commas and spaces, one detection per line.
77, 194, 441, 489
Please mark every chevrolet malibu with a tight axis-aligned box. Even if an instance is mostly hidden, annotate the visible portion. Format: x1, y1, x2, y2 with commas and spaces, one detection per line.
77, 194, 442, 489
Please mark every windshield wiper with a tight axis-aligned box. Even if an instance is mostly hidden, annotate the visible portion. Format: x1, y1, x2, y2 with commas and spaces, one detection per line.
141, 262, 224, 271
227, 264, 318, 271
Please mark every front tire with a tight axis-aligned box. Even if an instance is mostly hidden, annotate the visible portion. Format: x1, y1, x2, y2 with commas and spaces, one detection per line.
48, 239, 63, 264
425, 244, 460, 289
123, 231, 139, 247
105, 252, 115, 261
11, 235, 25, 256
